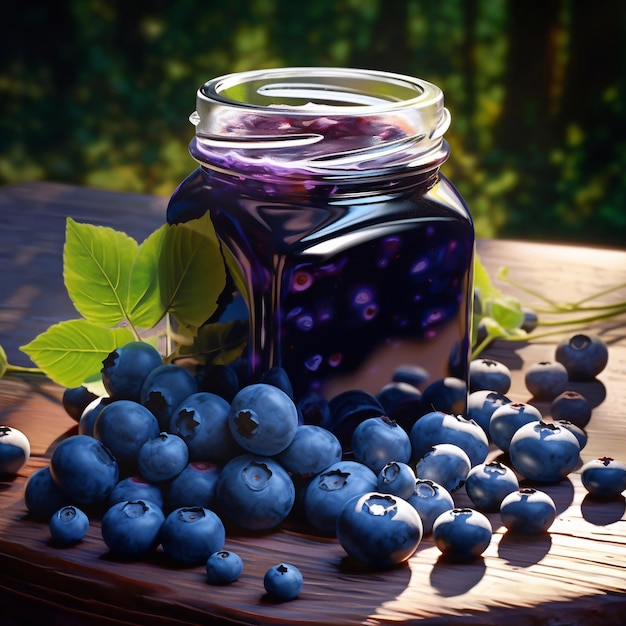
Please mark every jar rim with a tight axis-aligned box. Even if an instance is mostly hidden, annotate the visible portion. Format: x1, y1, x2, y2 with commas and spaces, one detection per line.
198, 67, 443, 115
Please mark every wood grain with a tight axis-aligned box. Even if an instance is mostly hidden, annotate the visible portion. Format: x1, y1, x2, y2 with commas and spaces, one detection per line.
1, 182, 625, 625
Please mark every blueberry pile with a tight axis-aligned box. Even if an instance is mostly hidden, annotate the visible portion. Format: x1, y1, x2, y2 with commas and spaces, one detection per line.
11, 332, 626, 596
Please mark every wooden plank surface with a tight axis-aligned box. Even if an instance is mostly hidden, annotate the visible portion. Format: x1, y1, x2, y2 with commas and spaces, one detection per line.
1, 182, 625, 625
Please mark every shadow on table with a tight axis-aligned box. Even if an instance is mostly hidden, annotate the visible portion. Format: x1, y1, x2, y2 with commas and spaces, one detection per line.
429, 556, 486, 597
497, 532, 552, 566
581, 494, 626, 526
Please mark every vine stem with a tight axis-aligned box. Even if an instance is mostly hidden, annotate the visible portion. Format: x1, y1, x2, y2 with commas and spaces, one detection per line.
4, 364, 45, 376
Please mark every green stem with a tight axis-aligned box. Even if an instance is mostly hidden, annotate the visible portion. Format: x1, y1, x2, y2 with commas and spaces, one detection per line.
4, 364, 46, 376
536, 304, 626, 327
165, 313, 173, 358
471, 334, 500, 360
497, 275, 561, 308
573, 282, 626, 306
531, 301, 626, 314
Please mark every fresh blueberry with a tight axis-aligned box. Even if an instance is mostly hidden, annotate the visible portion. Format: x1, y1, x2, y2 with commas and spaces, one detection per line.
580, 457, 626, 499
303, 460, 378, 535
409, 411, 488, 467
49, 505, 89, 545
469, 358, 511, 394
521, 307, 538, 333
336, 492, 423, 568
464, 461, 519, 512
259, 366, 295, 399
415, 443, 471, 493
432, 507, 493, 562
555, 333, 608, 381
228, 384, 298, 456
263, 563, 303, 601
276, 425, 342, 478
217, 454, 295, 530
138, 432, 189, 483
420, 377, 467, 416
500, 487, 556, 534
466, 389, 512, 437
62, 386, 100, 422
489, 402, 542, 452
50, 435, 119, 505
101, 499, 164, 558
407, 478, 455, 535
377, 461, 417, 500
109, 476, 164, 510
0, 425, 30, 476
524, 361, 569, 400
167, 461, 220, 512
93, 400, 160, 472
375, 382, 423, 431
553, 419, 587, 450
170, 392, 238, 465
392, 364, 430, 390
160, 506, 226, 566
326, 390, 385, 450
101, 341, 163, 402
24, 466, 71, 519
550, 390, 592, 429
351, 416, 412, 475
195, 363, 240, 402
78, 396, 112, 437
296, 391, 331, 427
141, 364, 199, 430
509, 421, 580, 483
206, 550, 244, 584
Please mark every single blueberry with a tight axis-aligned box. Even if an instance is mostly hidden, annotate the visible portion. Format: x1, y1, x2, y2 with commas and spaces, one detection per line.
524, 361, 569, 401
101, 341, 163, 402
263, 563, 303, 601
432, 507, 492, 562
555, 334, 608, 381
469, 358, 511, 394
500, 488, 556, 534
421, 377, 467, 416
550, 391, 592, 429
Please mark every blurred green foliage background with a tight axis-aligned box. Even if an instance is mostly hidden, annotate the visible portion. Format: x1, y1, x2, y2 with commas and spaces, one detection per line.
2, 0, 625, 246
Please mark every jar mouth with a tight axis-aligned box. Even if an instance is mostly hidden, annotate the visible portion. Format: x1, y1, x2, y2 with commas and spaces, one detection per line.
200, 67, 439, 112
190, 67, 450, 178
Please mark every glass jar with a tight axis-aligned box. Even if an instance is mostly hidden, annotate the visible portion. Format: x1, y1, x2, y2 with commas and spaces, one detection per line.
167, 67, 474, 409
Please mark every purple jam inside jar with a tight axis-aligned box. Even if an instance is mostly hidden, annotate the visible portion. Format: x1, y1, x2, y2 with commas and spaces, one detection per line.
167, 68, 474, 405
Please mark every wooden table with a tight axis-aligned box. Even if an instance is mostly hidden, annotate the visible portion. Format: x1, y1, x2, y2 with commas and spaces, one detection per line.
1, 182, 625, 625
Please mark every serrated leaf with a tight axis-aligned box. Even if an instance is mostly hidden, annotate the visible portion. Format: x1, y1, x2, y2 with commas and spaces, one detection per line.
64, 218, 139, 326
127, 225, 168, 328
487, 295, 525, 331
160, 213, 227, 329
20, 319, 134, 387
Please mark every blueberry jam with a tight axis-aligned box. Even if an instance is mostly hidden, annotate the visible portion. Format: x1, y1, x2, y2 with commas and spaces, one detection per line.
167, 68, 474, 402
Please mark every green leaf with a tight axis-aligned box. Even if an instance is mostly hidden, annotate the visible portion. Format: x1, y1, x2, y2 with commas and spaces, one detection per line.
64, 218, 138, 326
159, 213, 227, 330
171, 320, 248, 365
127, 225, 168, 328
0, 344, 7, 378
487, 295, 525, 331
473, 254, 501, 301
20, 319, 134, 387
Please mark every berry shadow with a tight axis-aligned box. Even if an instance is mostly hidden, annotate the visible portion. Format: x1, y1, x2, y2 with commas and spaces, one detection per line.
581, 494, 626, 526
336, 554, 413, 578
497, 531, 552, 566
429, 555, 486, 597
